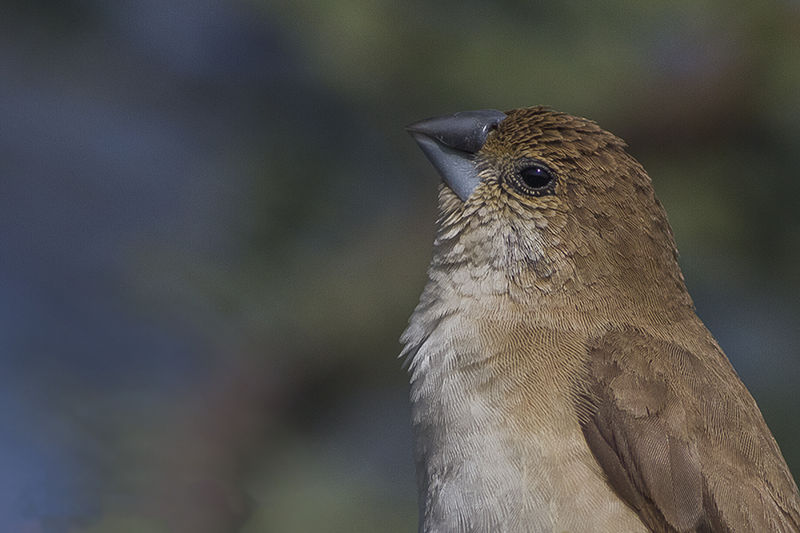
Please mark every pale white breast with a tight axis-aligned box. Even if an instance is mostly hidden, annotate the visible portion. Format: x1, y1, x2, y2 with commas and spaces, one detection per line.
403, 294, 647, 533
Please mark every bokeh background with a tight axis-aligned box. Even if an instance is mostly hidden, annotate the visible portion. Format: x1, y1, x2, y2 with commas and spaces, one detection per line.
1, 1, 799, 532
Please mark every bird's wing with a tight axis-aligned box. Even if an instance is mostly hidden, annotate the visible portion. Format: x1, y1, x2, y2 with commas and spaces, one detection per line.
578, 327, 800, 533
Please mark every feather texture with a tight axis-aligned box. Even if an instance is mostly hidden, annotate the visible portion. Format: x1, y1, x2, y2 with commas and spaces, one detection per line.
402, 107, 800, 532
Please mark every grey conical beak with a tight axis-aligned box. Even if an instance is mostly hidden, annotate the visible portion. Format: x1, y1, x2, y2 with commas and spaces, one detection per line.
406, 109, 507, 201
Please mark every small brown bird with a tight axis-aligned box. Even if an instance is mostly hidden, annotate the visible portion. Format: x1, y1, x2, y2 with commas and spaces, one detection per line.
401, 107, 800, 532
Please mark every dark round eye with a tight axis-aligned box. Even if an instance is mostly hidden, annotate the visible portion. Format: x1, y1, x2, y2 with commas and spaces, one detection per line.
511, 163, 556, 196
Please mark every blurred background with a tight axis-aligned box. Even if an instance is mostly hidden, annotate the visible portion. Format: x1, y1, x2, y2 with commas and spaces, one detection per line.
1, 1, 798, 532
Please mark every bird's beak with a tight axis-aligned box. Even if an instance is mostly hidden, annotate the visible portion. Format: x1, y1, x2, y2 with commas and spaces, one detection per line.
406, 109, 507, 201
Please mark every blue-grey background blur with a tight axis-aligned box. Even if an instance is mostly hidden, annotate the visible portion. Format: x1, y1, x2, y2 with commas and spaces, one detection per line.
2, 1, 799, 532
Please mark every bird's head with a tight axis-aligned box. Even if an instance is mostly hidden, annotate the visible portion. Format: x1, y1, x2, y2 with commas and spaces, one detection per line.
408, 106, 691, 316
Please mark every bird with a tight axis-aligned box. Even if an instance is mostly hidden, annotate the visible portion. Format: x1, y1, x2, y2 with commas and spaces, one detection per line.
400, 106, 800, 532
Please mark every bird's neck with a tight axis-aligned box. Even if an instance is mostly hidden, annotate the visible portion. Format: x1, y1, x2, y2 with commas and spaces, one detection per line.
427, 198, 695, 328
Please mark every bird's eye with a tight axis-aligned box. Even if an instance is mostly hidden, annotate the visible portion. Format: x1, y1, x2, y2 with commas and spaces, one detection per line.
510, 163, 556, 196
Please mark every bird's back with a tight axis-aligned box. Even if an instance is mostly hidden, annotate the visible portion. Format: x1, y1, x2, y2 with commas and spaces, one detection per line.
580, 321, 800, 532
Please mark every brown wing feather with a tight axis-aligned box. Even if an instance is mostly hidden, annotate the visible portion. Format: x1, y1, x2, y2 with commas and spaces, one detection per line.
578, 328, 800, 532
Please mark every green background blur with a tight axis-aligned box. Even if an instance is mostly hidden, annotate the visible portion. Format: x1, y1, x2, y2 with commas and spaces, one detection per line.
1, 1, 798, 532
